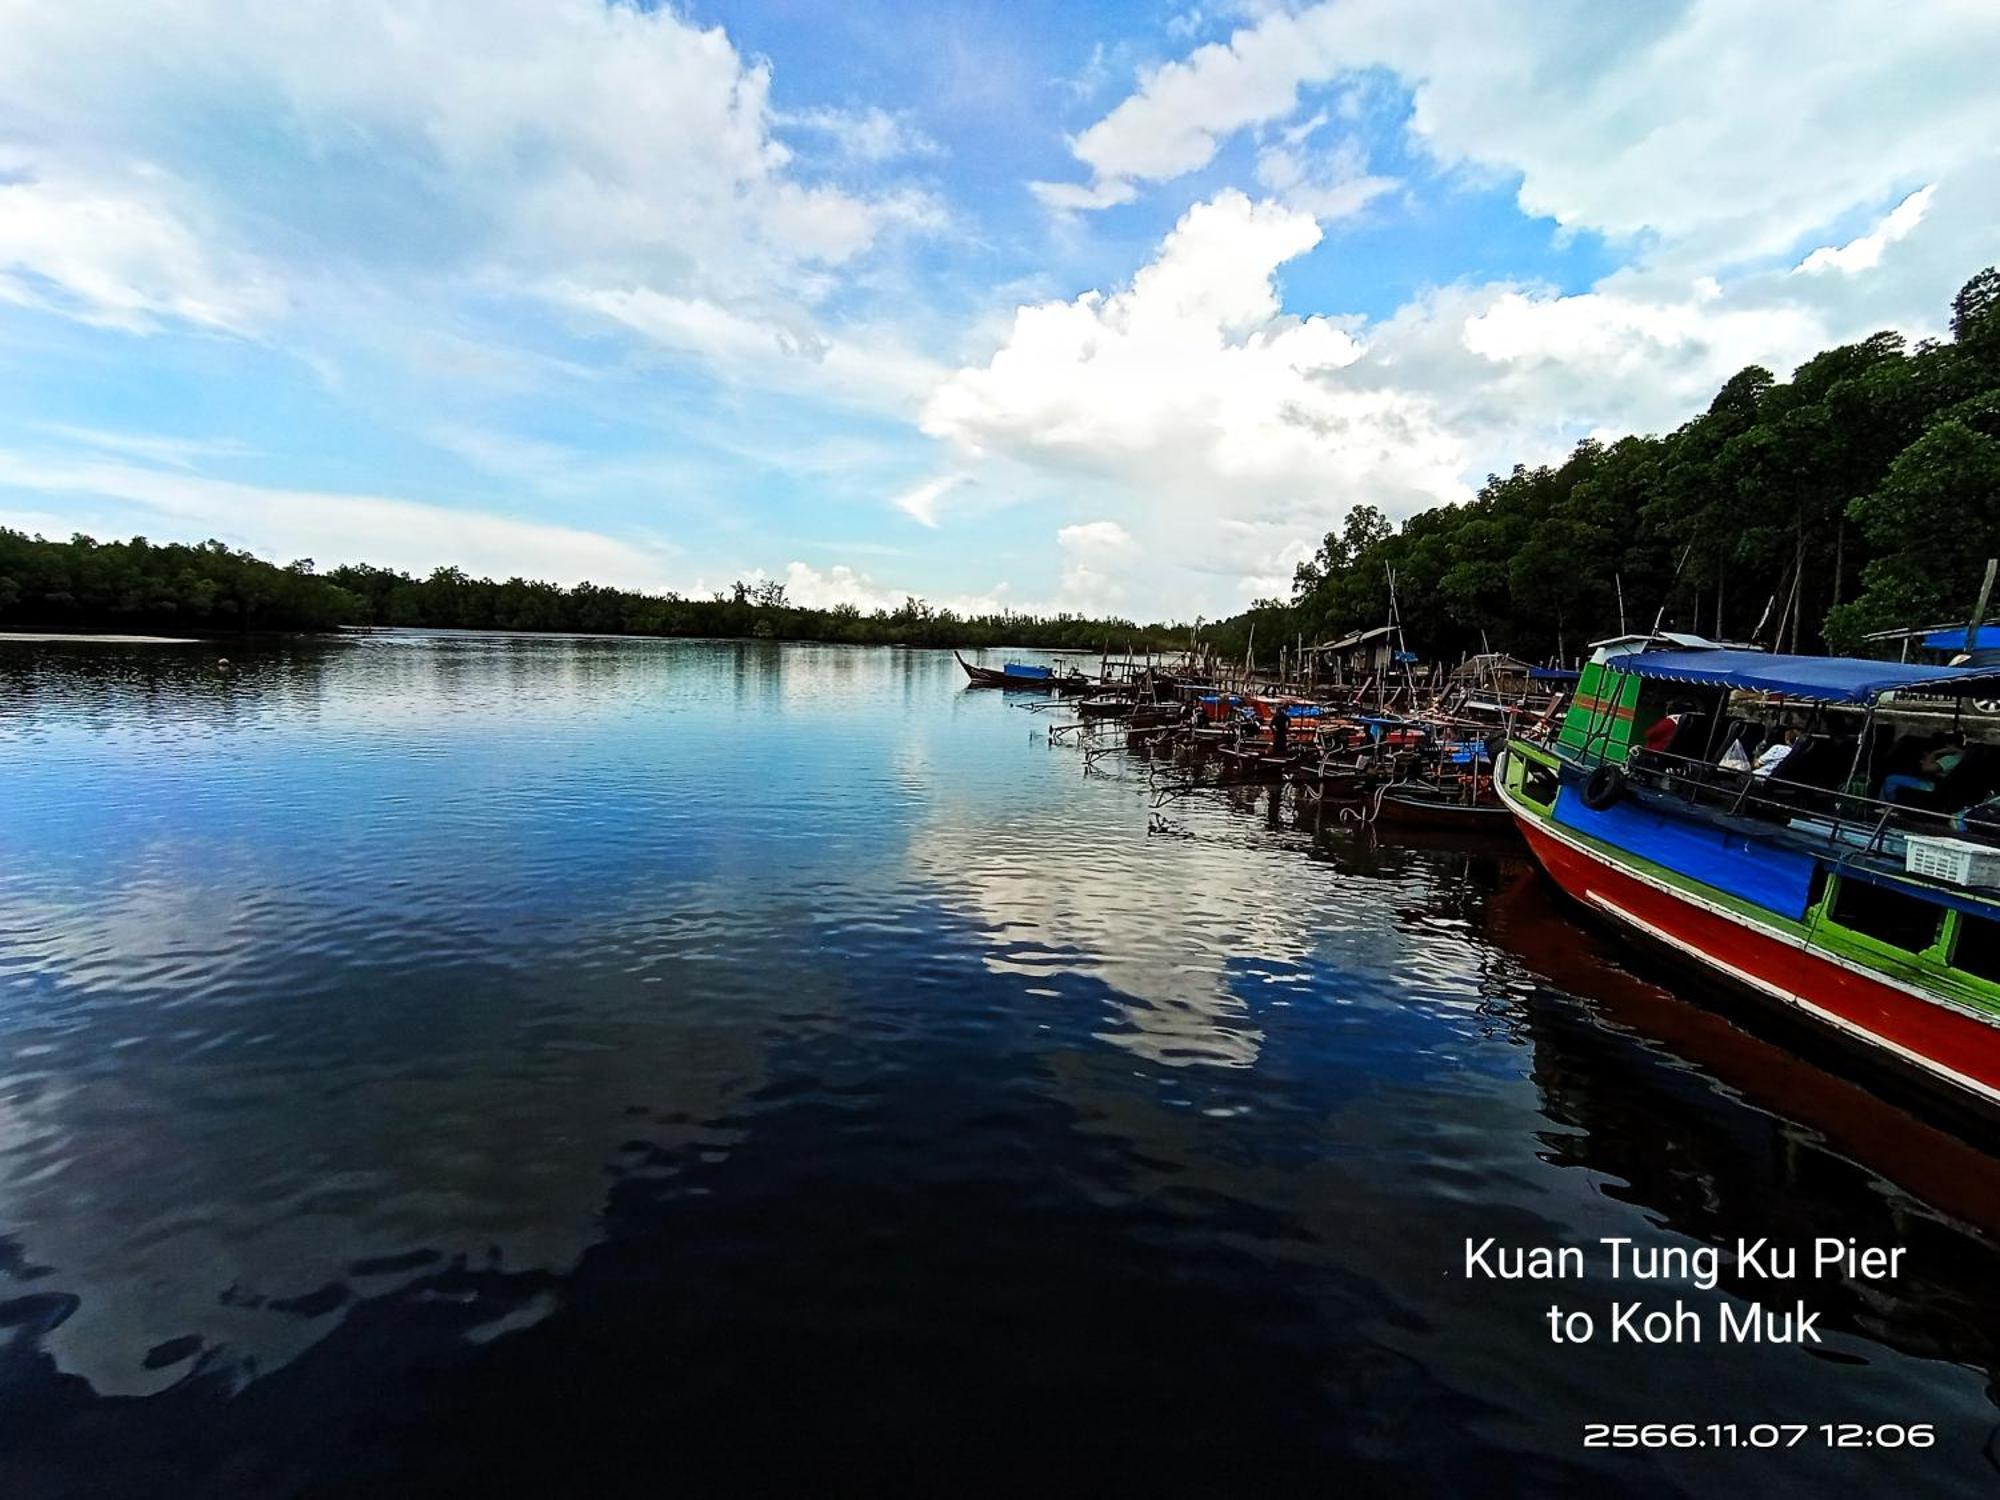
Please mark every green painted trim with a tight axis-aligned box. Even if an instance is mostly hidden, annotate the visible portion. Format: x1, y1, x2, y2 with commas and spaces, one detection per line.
1503, 739, 1561, 815
1509, 739, 1559, 771
1512, 755, 2000, 1023
1806, 875, 1947, 987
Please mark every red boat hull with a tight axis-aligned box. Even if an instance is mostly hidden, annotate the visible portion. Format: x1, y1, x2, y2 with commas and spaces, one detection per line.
1511, 799, 2000, 1107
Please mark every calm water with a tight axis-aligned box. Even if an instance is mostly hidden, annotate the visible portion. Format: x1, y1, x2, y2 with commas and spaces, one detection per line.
3, 632, 2000, 1496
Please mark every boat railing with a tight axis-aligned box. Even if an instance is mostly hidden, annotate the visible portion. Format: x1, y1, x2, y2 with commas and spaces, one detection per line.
1619, 746, 1996, 858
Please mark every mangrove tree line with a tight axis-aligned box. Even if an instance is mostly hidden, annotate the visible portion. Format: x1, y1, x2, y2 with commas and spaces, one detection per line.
0, 530, 1183, 650
1210, 266, 2000, 665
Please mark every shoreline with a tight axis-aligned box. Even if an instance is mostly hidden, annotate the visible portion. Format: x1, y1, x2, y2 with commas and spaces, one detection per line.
0, 632, 203, 644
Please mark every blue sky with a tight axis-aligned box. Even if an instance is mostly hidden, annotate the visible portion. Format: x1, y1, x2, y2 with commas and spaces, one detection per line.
0, 0, 1995, 617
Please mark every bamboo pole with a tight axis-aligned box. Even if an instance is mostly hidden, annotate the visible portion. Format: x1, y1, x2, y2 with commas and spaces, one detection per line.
1964, 558, 1998, 655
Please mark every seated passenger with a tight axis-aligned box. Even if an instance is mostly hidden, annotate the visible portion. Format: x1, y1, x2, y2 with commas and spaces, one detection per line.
1881, 736, 1966, 805
1752, 727, 1800, 780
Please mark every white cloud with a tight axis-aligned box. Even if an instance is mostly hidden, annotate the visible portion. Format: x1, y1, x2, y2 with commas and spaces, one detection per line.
1046, 0, 2000, 264
1252, 133, 1398, 222
0, 169, 284, 333
780, 106, 943, 165
926, 192, 1461, 609
1056, 519, 1136, 610
923, 182, 1937, 613
0, 0, 941, 356
554, 284, 946, 417
1056, 520, 1132, 552
1795, 185, 1936, 276
777, 559, 1015, 617
1029, 178, 1139, 213
0, 452, 680, 589
780, 560, 908, 611
891, 473, 969, 528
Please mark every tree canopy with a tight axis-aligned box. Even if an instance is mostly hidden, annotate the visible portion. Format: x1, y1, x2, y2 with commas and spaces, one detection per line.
0, 531, 1186, 651
1210, 267, 2000, 665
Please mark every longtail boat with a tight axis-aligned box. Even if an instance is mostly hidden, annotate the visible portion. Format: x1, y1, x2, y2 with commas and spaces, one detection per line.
1372, 779, 1518, 835
954, 651, 1088, 693
1499, 636, 2000, 1111
1077, 693, 1137, 718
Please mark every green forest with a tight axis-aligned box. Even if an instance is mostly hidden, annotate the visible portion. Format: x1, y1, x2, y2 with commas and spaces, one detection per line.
4, 268, 1996, 663
0, 530, 1182, 651
1208, 267, 2000, 666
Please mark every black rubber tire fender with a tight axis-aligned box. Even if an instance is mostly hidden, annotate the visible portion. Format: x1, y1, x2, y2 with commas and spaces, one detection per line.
1580, 763, 1625, 811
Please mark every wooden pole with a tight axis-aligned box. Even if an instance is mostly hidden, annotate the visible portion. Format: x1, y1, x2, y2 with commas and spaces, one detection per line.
1965, 558, 1998, 655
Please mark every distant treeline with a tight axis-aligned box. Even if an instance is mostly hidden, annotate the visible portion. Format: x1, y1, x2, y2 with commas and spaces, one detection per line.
1208, 267, 2000, 666
11, 268, 1997, 664
0, 530, 1185, 650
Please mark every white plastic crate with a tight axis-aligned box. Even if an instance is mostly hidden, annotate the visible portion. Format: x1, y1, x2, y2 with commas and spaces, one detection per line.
1905, 834, 2000, 888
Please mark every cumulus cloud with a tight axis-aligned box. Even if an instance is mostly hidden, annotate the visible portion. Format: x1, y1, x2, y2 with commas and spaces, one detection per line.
778, 560, 1015, 617
925, 192, 1464, 607
1055, 519, 1137, 610
924, 183, 1941, 612
925, 0, 2000, 612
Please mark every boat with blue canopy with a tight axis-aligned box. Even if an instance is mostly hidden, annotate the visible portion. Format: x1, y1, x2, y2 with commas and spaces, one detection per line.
1500, 634, 2000, 1112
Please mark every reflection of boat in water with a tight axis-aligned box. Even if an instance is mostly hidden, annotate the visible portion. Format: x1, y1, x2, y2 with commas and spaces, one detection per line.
1501, 637, 2000, 1112
1479, 858, 2000, 1375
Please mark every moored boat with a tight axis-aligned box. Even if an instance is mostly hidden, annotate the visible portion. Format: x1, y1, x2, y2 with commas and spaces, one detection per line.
1077, 693, 1136, 718
954, 651, 1090, 693
1372, 780, 1518, 835
1499, 638, 2000, 1110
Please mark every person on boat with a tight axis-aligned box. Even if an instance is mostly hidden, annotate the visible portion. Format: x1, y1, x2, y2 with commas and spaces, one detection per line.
1751, 726, 1800, 780
1641, 700, 1692, 754
1881, 736, 1967, 805
1271, 705, 1290, 756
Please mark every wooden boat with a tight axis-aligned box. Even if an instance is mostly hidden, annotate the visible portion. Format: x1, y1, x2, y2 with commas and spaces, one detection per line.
1373, 780, 1518, 834
1499, 639, 2000, 1112
954, 651, 1092, 693
1078, 694, 1137, 718
1216, 746, 1303, 783
1125, 703, 1181, 731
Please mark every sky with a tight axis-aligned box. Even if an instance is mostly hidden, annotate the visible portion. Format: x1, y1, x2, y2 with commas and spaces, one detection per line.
0, 0, 1996, 621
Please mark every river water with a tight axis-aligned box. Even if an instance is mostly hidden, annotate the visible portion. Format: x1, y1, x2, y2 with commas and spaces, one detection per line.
2, 631, 1998, 1496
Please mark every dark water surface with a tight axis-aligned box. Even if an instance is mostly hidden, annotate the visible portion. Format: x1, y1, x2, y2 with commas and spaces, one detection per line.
3, 632, 2000, 1496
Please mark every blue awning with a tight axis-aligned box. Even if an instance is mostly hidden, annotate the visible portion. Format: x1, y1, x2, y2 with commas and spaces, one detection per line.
1922, 625, 2000, 654
1608, 648, 2000, 704
1529, 666, 1581, 682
